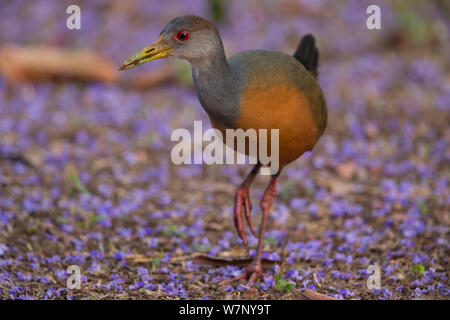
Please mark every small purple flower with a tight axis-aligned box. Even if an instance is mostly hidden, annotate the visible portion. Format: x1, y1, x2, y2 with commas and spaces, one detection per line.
340, 288, 354, 297
113, 251, 128, 261
40, 276, 52, 285
60, 224, 74, 233
381, 288, 392, 298
236, 284, 247, 291
148, 237, 159, 248
0, 243, 8, 256
89, 250, 104, 260
55, 269, 67, 280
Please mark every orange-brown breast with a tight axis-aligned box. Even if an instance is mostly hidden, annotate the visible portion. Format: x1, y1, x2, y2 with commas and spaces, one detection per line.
211, 82, 320, 169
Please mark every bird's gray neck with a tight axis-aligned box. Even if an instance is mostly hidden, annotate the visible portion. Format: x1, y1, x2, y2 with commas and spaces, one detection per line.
190, 46, 240, 127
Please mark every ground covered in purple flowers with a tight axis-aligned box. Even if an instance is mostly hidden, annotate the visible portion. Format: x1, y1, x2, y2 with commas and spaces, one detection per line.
0, 0, 449, 299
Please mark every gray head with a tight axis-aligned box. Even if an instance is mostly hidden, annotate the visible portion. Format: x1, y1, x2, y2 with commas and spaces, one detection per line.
119, 15, 225, 70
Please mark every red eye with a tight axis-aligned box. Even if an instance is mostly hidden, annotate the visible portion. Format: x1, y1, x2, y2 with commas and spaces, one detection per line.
175, 30, 190, 41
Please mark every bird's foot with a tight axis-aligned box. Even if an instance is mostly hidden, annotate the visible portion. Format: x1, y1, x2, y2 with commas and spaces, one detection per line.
221, 263, 272, 285
233, 186, 256, 250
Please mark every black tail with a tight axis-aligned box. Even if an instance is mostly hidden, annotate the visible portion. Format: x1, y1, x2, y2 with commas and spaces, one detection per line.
293, 34, 319, 78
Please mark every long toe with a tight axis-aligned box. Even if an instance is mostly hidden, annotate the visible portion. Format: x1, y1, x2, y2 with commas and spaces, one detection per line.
242, 190, 256, 237
233, 188, 248, 249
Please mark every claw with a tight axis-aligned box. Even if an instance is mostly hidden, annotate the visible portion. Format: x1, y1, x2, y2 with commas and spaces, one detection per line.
220, 263, 272, 285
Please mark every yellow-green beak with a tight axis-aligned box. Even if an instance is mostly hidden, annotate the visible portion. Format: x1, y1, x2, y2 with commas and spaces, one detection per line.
119, 37, 172, 71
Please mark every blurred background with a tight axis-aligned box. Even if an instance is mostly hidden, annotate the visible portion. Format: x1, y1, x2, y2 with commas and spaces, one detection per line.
0, 0, 448, 300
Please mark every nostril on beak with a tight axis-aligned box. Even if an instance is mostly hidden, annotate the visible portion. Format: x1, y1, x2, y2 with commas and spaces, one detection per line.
145, 48, 155, 54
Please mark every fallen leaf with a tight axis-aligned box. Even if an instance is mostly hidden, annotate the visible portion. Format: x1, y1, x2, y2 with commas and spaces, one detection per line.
0, 44, 118, 83
242, 288, 258, 299
336, 161, 356, 180
191, 254, 278, 269
299, 289, 341, 300
205, 222, 225, 232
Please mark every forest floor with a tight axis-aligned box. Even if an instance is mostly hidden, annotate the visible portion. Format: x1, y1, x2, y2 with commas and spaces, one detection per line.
0, 0, 448, 299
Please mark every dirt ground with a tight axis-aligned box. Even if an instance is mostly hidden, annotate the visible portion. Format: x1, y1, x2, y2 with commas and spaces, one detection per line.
0, 0, 449, 300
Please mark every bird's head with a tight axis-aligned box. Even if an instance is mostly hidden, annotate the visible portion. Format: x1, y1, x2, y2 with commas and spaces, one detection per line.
119, 15, 222, 71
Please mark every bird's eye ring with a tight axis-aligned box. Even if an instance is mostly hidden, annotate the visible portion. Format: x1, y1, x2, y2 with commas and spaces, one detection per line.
175, 30, 190, 41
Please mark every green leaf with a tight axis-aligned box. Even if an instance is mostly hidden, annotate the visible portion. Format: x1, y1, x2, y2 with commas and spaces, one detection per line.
411, 264, 425, 275
208, 0, 227, 22
418, 202, 428, 214
71, 171, 90, 194
162, 225, 186, 237
27, 219, 40, 234
264, 236, 276, 245
279, 182, 295, 202
65, 164, 90, 194
275, 264, 294, 291
153, 257, 161, 267
194, 243, 212, 252
276, 279, 294, 291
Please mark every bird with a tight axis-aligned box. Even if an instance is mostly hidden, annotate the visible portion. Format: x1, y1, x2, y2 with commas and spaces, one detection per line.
120, 15, 327, 283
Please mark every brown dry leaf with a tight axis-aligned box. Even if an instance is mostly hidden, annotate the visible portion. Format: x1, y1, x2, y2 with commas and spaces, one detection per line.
144, 290, 179, 300
191, 254, 278, 269
135, 150, 149, 163
364, 123, 379, 138
391, 213, 407, 222
326, 178, 355, 196
217, 247, 248, 257
205, 222, 225, 232
299, 289, 341, 300
0, 151, 35, 168
184, 272, 194, 280
336, 161, 356, 180
125, 253, 153, 263
126, 252, 193, 264
313, 272, 322, 287
397, 273, 406, 281
242, 288, 258, 299
45, 273, 57, 285
0, 44, 118, 84
368, 243, 389, 252
115, 293, 130, 300
431, 264, 444, 272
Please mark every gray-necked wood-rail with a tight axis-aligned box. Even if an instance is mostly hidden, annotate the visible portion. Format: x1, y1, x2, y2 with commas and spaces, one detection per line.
120, 15, 327, 283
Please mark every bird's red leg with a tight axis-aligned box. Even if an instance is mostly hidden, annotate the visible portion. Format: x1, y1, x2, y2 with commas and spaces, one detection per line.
233, 163, 261, 250
224, 173, 279, 284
